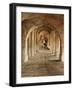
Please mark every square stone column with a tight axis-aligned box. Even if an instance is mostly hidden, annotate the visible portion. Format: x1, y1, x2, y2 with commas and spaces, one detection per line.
28, 32, 32, 57
32, 30, 35, 56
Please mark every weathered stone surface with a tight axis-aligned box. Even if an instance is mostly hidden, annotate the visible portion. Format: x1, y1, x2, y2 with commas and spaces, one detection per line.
21, 13, 64, 77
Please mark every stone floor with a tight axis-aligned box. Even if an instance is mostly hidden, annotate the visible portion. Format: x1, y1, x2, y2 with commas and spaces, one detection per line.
21, 52, 64, 77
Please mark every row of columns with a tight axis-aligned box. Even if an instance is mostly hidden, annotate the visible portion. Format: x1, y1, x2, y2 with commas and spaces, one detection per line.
24, 30, 37, 62
24, 29, 60, 62
47, 31, 60, 57
49, 31, 55, 55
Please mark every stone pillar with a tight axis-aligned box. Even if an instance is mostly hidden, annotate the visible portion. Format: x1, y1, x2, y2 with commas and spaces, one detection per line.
37, 32, 39, 51
61, 49, 64, 62
27, 38, 29, 57
32, 30, 35, 56
24, 39, 28, 62
28, 33, 31, 57
34, 30, 36, 54
52, 31, 55, 55
55, 35, 60, 58
30, 32, 32, 56
50, 31, 55, 55
50, 32, 53, 54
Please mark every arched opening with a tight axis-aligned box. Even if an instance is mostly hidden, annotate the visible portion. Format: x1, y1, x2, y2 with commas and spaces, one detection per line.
23, 25, 61, 63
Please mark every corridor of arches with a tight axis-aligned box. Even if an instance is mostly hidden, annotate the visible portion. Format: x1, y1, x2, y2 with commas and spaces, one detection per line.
21, 13, 64, 77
